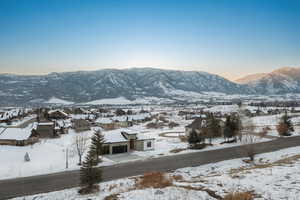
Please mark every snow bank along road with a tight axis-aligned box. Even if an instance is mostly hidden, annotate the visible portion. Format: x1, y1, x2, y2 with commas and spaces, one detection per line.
1, 136, 300, 200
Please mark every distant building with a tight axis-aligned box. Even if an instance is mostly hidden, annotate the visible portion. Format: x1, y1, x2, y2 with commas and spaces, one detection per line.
72, 119, 91, 132
35, 121, 58, 138
0, 128, 38, 146
48, 110, 69, 120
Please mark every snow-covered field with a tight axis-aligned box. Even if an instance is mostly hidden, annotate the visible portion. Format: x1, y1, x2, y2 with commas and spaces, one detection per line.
13, 146, 300, 200
0, 115, 267, 180
251, 114, 300, 137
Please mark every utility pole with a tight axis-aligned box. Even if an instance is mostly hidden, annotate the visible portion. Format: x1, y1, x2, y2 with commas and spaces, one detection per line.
66, 148, 68, 169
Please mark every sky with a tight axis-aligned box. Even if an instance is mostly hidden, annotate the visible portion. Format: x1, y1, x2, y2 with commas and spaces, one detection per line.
0, 0, 299, 80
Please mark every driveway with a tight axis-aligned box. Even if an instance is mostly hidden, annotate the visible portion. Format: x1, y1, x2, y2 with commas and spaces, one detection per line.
104, 153, 143, 162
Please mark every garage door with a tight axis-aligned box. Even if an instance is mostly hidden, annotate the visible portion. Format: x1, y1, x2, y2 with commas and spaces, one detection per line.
112, 145, 128, 154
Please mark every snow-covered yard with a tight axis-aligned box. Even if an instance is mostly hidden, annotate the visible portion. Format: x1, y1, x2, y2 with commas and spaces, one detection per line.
0, 128, 116, 180
12, 146, 300, 200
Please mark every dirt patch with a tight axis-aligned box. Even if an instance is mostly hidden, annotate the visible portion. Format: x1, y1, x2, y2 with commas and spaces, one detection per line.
169, 148, 187, 153
138, 172, 172, 189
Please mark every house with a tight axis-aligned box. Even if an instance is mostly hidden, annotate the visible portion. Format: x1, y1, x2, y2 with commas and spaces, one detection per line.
102, 131, 155, 155
63, 107, 73, 114
95, 118, 115, 130
72, 119, 91, 132
0, 128, 38, 146
48, 110, 69, 120
55, 120, 71, 135
34, 121, 58, 138
185, 117, 206, 137
96, 113, 151, 131
121, 131, 154, 151
73, 107, 89, 115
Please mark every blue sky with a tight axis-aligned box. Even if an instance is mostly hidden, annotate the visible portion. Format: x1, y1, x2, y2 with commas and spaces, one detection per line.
0, 0, 299, 80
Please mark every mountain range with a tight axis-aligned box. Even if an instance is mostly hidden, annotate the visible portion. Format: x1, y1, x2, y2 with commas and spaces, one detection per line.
0, 67, 299, 105
235, 67, 300, 94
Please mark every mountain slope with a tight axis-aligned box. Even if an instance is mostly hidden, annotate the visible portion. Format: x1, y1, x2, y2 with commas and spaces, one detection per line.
0, 68, 251, 105
235, 73, 267, 84
237, 67, 300, 94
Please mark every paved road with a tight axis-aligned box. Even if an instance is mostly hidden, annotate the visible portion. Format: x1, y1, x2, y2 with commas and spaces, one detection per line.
1, 136, 300, 200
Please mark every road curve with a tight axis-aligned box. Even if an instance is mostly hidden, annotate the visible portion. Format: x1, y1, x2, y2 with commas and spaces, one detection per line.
1, 136, 300, 200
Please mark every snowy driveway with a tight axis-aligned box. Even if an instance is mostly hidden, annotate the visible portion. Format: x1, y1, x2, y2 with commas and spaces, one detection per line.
104, 153, 143, 162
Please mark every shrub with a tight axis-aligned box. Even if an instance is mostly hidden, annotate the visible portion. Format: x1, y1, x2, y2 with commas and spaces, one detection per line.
189, 143, 206, 150
159, 115, 168, 123
146, 122, 158, 129
168, 121, 180, 128
138, 172, 172, 189
276, 123, 289, 136
169, 148, 186, 153
224, 192, 253, 200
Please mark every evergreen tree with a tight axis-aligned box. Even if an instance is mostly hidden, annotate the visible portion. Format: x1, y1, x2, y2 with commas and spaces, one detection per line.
281, 112, 294, 132
79, 150, 102, 193
206, 114, 222, 144
188, 130, 200, 146
223, 115, 241, 141
90, 130, 105, 164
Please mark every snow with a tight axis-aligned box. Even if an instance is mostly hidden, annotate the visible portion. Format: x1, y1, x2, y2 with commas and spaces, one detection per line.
45, 97, 74, 105
85, 97, 174, 105
103, 131, 128, 143
86, 97, 134, 105
0, 129, 112, 180
12, 146, 300, 200
204, 105, 239, 114
0, 128, 32, 140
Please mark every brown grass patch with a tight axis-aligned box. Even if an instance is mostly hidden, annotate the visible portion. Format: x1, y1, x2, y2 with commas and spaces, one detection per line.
138, 172, 172, 189
170, 148, 187, 153
108, 184, 118, 192
224, 192, 253, 200
172, 174, 184, 181
179, 135, 188, 142
104, 193, 119, 200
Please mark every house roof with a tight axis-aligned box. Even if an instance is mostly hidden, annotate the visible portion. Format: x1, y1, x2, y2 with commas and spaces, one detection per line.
103, 131, 128, 143
95, 118, 113, 124
48, 110, 69, 117
0, 128, 32, 140
38, 122, 54, 126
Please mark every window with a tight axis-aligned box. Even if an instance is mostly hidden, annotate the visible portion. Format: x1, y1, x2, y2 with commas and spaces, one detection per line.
147, 141, 152, 148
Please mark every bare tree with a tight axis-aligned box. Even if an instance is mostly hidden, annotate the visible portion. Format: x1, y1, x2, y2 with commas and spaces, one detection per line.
73, 134, 89, 165
241, 133, 257, 162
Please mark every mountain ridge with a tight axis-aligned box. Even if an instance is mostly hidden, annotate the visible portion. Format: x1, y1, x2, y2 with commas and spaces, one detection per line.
0, 67, 299, 105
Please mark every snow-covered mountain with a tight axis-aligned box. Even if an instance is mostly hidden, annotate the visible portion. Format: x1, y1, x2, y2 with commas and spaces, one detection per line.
0, 68, 251, 105
237, 67, 300, 94
1, 67, 300, 105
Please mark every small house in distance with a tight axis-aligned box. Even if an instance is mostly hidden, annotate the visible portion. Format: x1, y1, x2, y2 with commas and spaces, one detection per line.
34, 122, 58, 138
72, 119, 91, 132
185, 117, 205, 137
48, 110, 69, 120
0, 128, 38, 146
